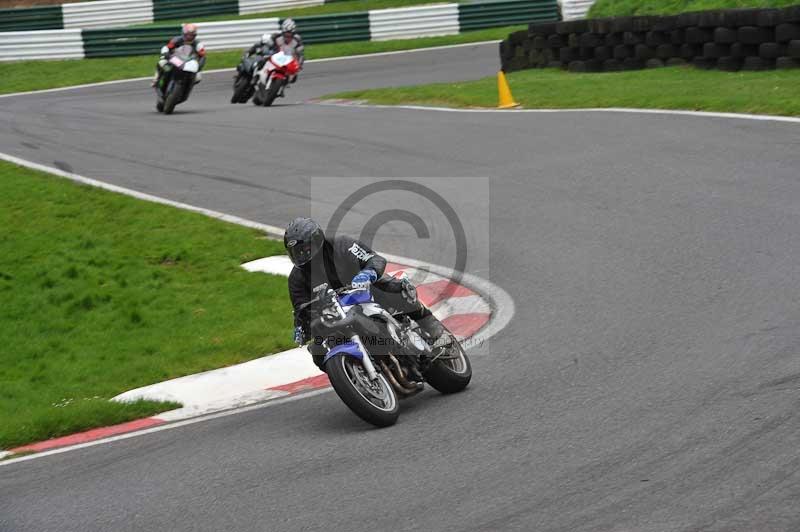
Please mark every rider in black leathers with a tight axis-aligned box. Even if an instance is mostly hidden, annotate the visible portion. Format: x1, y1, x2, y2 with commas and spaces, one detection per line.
284, 217, 445, 369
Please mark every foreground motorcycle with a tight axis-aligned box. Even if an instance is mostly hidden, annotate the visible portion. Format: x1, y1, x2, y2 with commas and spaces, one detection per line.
296, 284, 472, 427
230, 53, 260, 104
155, 44, 200, 114
252, 50, 300, 107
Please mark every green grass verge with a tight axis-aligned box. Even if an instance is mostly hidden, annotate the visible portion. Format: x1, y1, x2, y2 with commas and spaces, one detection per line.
588, 0, 799, 18
0, 161, 293, 449
146, 0, 467, 26
322, 66, 800, 116
0, 25, 518, 95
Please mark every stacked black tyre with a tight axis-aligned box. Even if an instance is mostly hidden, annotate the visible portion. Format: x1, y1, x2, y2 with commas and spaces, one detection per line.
501, 5, 800, 73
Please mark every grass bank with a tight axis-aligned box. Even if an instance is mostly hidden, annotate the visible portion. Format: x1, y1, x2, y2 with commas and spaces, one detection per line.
0, 161, 293, 449
0, 25, 519, 95
588, 0, 799, 18
323, 65, 800, 116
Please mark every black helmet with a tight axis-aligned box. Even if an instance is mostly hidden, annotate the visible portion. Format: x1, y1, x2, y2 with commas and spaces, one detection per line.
284, 217, 324, 266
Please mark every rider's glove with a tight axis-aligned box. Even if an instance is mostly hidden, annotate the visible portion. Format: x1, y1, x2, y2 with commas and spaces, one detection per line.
400, 277, 417, 304
293, 325, 305, 345
352, 268, 377, 291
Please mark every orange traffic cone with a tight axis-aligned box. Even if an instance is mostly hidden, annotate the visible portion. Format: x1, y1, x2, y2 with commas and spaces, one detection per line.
497, 71, 519, 109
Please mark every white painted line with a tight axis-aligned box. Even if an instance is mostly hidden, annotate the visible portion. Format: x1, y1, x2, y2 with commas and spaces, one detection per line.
316, 101, 800, 124
0, 388, 332, 467
429, 293, 491, 320
0, 152, 286, 238
0, 40, 500, 99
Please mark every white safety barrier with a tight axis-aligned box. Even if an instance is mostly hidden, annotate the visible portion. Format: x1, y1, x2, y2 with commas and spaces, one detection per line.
196, 17, 280, 51
238, 0, 323, 16
559, 0, 596, 20
0, 29, 84, 61
62, 0, 154, 29
369, 3, 459, 41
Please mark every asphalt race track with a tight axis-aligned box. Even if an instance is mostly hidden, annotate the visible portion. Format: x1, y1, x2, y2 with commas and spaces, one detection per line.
2, 42, 800, 532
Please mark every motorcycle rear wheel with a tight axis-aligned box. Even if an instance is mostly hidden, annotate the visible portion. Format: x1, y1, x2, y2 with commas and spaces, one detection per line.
423, 332, 472, 394
326, 354, 399, 427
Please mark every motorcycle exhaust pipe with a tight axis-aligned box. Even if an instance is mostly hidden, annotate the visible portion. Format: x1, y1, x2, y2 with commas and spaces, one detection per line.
388, 354, 423, 392
379, 360, 420, 396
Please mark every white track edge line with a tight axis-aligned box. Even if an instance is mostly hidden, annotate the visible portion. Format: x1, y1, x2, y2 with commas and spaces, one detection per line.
315, 101, 800, 124
0, 40, 500, 99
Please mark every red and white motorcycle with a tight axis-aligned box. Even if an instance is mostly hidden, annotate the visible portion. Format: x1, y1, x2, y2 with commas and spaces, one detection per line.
252, 50, 301, 107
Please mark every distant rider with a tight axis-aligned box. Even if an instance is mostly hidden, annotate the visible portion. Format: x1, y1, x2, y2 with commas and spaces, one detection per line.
283, 217, 448, 370
151, 23, 207, 87
245, 19, 304, 95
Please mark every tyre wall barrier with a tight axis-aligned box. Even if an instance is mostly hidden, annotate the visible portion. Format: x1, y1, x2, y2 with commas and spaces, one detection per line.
500, 5, 800, 73
0, 0, 558, 61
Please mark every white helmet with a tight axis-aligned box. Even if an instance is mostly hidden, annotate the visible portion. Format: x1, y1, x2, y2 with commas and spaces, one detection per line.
281, 18, 296, 33
261, 33, 273, 46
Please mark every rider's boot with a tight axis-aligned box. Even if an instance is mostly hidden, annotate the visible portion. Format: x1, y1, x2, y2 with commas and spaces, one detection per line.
417, 314, 451, 349
308, 343, 326, 370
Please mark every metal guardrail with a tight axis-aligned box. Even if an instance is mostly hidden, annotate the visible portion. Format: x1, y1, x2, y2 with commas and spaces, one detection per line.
459, 0, 558, 32
82, 25, 177, 58
62, 0, 154, 30
294, 12, 371, 44
197, 17, 279, 51
0, 29, 83, 61
152, 0, 238, 23
238, 0, 322, 16
0, 5, 62, 32
369, 3, 459, 41
0, 0, 559, 61
0, 0, 322, 32
558, 0, 595, 21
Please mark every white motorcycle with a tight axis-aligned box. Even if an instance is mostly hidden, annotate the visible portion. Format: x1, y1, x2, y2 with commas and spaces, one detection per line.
155, 44, 201, 114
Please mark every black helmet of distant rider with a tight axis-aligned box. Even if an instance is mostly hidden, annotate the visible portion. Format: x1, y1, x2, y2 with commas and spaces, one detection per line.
284, 217, 324, 267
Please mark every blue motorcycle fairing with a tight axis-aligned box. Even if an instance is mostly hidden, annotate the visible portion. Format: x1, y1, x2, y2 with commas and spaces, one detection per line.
338, 290, 373, 306
322, 340, 365, 364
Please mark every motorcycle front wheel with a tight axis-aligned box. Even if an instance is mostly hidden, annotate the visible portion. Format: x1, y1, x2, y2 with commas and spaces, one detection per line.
326, 354, 399, 427
252, 83, 264, 106
263, 79, 282, 107
231, 75, 250, 103
163, 81, 183, 115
